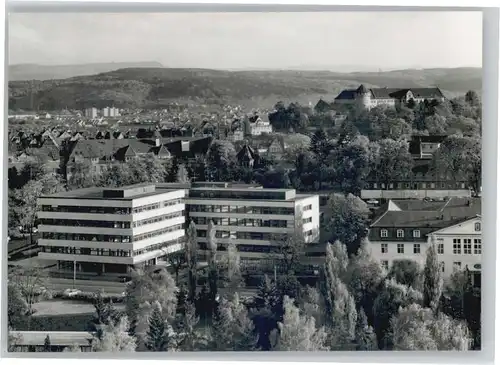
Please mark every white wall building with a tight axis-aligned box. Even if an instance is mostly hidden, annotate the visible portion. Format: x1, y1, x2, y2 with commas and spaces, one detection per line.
37, 184, 186, 276
157, 183, 320, 271
368, 198, 481, 285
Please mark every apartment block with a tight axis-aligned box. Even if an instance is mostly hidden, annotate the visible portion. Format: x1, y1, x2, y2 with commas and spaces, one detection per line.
37, 184, 185, 276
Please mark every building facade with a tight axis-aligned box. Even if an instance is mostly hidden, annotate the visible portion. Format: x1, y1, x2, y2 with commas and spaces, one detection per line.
368, 198, 481, 284
334, 84, 445, 110
157, 183, 320, 272
37, 184, 186, 276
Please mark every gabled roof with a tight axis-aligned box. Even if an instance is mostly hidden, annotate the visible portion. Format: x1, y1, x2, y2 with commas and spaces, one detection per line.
237, 144, 257, 162
334, 89, 358, 100
371, 197, 481, 229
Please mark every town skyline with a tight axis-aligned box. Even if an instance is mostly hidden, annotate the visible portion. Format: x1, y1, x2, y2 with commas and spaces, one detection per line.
9, 11, 482, 71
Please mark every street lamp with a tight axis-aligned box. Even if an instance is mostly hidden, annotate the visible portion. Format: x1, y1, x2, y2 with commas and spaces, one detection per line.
73, 248, 77, 289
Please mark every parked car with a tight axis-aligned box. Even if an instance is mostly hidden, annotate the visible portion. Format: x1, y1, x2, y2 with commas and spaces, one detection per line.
63, 288, 82, 298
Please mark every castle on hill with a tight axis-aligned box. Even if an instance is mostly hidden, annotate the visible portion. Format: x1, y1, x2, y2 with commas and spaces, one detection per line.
333, 84, 445, 110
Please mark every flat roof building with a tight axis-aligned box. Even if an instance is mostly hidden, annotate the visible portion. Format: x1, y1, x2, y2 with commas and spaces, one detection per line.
37, 183, 186, 276
157, 183, 320, 272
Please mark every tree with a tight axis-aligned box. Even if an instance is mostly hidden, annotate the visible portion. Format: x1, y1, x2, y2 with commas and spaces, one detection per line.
298, 286, 327, 328
423, 238, 443, 313
177, 301, 201, 351
309, 129, 333, 189
185, 221, 198, 301
271, 296, 328, 351
176, 163, 190, 183
388, 259, 421, 288
207, 220, 219, 314
465, 90, 480, 107
322, 245, 357, 349
273, 214, 308, 275
432, 135, 481, 194
8, 265, 48, 314
372, 139, 413, 187
390, 304, 471, 350
206, 140, 237, 181
43, 335, 51, 352
145, 301, 175, 351
67, 160, 100, 189
372, 279, 423, 349
322, 193, 369, 256
167, 251, 186, 285
220, 241, 243, 290
250, 275, 282, 350
355, 308, 377, 351
331, 141, 371, 195
11, 173, 65, 244
345, 241, 386, 326
210, 294, 257, 351
98, 163, 132, 187
124, 267, 178, 335
92, 290, 119, 332
8, 282, 28, 329
62, 344, 82, 352
92, 316, 137, 352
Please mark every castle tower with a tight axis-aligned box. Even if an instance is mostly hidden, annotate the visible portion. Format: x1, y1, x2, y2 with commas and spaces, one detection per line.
355, 84, 371, 110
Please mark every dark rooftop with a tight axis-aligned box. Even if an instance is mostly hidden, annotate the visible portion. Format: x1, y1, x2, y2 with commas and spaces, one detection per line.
371, 197, 481, 229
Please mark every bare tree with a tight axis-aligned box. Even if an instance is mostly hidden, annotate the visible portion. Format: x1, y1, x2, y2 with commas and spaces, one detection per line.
8, 265, 48, 313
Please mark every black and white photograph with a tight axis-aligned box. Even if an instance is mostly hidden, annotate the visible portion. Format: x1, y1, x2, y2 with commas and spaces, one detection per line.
6, 9, 483, 353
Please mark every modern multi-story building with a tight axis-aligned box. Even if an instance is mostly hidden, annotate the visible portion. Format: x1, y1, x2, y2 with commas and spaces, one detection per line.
37, 184, 186, 276
84, 107, 98, 119
368, 197, 481, 285
160, 183, 320, 271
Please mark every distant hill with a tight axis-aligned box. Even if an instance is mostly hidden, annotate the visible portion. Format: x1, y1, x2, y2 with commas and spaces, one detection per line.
8, 67, 481, 111
9, 62, 165, 81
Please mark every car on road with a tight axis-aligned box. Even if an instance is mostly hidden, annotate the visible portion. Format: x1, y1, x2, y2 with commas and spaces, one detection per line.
63, 288, 82, 298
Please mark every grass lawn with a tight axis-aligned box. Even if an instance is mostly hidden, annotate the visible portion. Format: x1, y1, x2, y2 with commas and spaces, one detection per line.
14, 300, 126, 332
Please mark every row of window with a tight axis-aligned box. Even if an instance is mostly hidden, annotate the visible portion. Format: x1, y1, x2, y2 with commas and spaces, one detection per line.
368, 182, 467, 190
381, 260, 465, 273
40, 218, 132, 229
380, 224, 481, 238
453, 239, 482, 255
303, 205, 313, 211
190, 217, 292, 228
133, 224, 184, 242
41, 238, 181, 258
133, 211, 184, 228
41, 246, 132, 257
188, 204, 295, 215
196, 230, 287, 241
380, 239, 482, 255
381, 243, 422, 254
40, 199, 182, 215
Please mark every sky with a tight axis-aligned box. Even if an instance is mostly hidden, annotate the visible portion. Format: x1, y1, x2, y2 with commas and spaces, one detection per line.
9, 11, 483, 71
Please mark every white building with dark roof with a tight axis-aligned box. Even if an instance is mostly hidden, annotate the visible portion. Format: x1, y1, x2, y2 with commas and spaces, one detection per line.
368, 197, 481, 284
37, 184, 186, 276
334, 84, 445, 110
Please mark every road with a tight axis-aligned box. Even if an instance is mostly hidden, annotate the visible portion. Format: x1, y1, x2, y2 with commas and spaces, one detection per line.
44, 277, 258, 298
44, 277, 126, 295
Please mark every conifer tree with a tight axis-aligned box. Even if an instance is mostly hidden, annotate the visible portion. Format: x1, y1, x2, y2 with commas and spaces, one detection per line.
178, 301, 201, 351
272, 296, 328, 351
43, 335, 51, 352
92, 316, 137, 352
355, 308, 377, 351
145, 301, 169, 351
423, 236, 443, 313
185, 221, 198, 301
